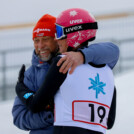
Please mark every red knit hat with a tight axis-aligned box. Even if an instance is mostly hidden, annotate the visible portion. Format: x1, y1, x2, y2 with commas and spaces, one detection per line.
33, 14, 56, 39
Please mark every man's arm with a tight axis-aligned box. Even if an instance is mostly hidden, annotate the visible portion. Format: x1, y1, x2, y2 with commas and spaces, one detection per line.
16, 57, 67, 113
57, 42, 119, 74
80, 42, 119, 68
12, 65, 53, 130
12, 96, 53, 130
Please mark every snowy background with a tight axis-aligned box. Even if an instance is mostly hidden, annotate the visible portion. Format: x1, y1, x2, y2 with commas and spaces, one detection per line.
0, 0, 134, 25
0, 0, 134, 134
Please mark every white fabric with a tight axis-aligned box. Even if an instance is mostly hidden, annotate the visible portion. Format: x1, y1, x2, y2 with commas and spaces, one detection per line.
54, 63, 114, 134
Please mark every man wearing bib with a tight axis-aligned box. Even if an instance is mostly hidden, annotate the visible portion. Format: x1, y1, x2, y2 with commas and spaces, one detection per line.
16, 8, 117, 134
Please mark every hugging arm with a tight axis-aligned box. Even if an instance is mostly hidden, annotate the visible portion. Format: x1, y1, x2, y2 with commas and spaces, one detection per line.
16, 57, 67, 113
57, 42, 119, 74
78, 42, 119, 69
13, 65, 54, 130
12, 96, 53, 130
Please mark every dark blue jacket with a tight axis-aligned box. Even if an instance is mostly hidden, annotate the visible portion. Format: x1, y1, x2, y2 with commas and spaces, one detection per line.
12, 42, 119, 134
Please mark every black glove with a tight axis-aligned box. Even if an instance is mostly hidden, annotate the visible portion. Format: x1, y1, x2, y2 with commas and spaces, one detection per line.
16, 64, 26, 95
18, 64, 25, 83
16, 64, 54, 113
15, 64, 35, 105
15, 64, 28, 99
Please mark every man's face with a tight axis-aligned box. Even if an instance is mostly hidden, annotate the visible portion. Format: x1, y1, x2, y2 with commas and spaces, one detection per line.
34, 36, 58, 61
57, 39, 68, 53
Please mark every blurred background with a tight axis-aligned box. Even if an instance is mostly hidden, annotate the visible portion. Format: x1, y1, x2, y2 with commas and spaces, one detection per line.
0, 0, 134, 134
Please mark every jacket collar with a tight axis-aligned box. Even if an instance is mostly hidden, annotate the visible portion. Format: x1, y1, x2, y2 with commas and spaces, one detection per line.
31, 50, 50, 68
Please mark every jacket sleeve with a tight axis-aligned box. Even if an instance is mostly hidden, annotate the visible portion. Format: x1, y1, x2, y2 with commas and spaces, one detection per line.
107, 87, 117, 129
12, 96, 53, 130
12, 66, 53, 130
16, 56, 67, 113
79, 42, 120, 69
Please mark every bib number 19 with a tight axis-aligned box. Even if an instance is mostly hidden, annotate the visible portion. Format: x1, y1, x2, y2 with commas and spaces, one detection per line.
89, 104, 106, 123
72, 101, 110, 128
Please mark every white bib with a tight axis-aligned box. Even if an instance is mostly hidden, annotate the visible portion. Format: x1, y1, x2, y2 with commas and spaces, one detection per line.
54, 63, 114, 134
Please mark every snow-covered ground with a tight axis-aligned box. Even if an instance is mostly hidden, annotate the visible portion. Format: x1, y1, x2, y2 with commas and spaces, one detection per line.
0, 70, 134, 134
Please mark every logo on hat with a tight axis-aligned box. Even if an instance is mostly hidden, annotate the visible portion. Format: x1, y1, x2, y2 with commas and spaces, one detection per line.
36, 33, 44, 37
70, 10, 78, 17
33, 28, 51, 33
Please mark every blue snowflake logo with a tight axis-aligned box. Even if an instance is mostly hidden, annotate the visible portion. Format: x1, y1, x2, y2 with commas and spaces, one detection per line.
88, 73, 106, 98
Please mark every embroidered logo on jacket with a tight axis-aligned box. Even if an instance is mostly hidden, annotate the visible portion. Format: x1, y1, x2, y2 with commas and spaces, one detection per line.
23, 93, 33, 99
